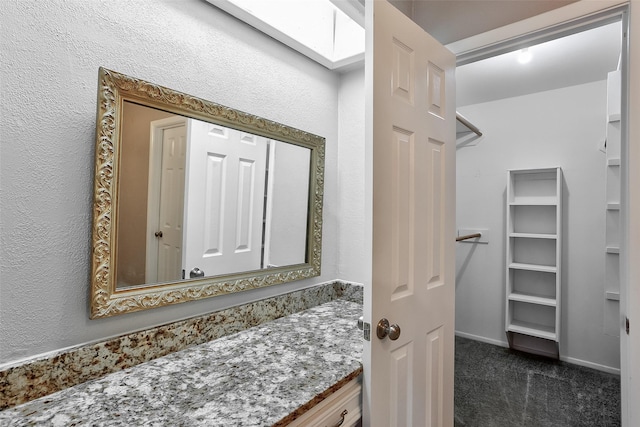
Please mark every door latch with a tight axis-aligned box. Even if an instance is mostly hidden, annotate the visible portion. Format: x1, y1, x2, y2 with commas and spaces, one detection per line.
357, 317, 371, 341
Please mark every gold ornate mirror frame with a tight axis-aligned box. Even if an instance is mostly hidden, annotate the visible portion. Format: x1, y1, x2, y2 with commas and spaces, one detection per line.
90, 67, 325, 318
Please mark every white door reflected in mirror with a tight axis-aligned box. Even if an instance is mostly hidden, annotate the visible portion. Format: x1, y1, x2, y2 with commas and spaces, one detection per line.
117, 101, 310, 289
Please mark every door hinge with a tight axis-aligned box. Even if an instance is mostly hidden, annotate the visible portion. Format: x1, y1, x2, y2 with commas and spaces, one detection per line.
626, 317, 630, 335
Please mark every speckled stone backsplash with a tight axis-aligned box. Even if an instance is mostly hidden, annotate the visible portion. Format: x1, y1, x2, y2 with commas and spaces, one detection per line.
0, 281, 363, 410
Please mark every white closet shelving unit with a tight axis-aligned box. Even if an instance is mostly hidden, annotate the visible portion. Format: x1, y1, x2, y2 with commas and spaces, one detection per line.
505, 167, 562, 358
604, 70, 621, 337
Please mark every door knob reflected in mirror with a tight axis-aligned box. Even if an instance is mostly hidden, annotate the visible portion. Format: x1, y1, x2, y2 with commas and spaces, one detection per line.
377, 318, 401, 340
189, 267, 205, 278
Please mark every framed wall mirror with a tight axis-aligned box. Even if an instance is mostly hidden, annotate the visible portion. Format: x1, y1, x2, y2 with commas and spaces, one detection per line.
90, 67, 325, 318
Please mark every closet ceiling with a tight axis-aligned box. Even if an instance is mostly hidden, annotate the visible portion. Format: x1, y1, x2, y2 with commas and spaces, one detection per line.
456, 21, 622, 107
398, 0, 578, 45
399, 0, 619, 108
369, 1, 619, 109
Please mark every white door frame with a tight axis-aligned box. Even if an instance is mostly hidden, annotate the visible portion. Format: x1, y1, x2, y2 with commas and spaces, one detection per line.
145, 116, 188, 283
446, 2, 636, 425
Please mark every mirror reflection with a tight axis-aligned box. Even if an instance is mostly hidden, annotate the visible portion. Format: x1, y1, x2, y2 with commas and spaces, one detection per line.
116, 102, 311, 288
90, 67, 324, 318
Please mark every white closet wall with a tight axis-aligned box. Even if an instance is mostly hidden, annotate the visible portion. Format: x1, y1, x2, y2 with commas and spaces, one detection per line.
456, 80, 620, 372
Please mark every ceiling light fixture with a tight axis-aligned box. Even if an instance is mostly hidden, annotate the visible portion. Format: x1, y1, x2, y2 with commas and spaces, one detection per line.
518, 48, 532, 64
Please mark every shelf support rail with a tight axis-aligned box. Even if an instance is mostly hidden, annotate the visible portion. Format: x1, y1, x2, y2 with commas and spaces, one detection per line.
456, 232, 482, 242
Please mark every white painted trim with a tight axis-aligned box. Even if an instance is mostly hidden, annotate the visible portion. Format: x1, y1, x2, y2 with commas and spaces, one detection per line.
263, 141, 275, 268
559, 355, 621, 376
447, 0, 628, 58
455, 331, 509, 348
145, 116, 188, 284
331, 52, 365, 71
455, 331, 621, 375
622, 2, 636, 425
329, 0, 365, 27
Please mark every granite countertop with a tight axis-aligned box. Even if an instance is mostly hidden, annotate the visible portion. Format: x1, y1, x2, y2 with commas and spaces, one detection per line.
0, 299, 363, 426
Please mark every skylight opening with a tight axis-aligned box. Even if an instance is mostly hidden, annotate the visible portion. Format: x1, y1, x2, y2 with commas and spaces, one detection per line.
207, 0, 365, 70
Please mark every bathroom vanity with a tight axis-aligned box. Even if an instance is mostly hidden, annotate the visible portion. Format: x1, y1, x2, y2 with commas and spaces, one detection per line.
0, 297, 363, 426
287, 376, 362, 426
0, 65, 359, 424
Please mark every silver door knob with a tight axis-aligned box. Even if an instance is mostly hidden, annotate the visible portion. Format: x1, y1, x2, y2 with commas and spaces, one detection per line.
377, 318, 401, 340
189, 267, 205, 278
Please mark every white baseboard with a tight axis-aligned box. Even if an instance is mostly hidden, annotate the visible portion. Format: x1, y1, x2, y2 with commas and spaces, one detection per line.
455, 330, 621, 375
455, 331, 509, 348
559, 355, 620, 376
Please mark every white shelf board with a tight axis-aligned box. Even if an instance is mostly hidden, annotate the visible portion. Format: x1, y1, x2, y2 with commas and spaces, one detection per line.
509, 197, 557, 206
607, 203, 620, 211
508, 167, 561, 174
509, 232, 557, 239
507, 320, 557, 341
508, 292, 557, 307
607, 158, 621, 166
509, 262, 557, 273
606, 246, 620, 254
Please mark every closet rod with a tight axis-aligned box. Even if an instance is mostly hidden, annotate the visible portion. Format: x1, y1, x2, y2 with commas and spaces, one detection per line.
456, 233, 482, 242
456, 112, 483, 137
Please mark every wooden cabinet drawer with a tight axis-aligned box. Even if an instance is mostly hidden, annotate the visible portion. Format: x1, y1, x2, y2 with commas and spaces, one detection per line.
288, 376, 362, 427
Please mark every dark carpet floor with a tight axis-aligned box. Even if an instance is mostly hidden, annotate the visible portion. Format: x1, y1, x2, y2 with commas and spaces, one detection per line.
454, 336, 621, 427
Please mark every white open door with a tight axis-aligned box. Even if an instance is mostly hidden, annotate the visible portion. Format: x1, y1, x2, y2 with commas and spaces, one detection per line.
183, 119, 268, 279
364, 1, 456, 426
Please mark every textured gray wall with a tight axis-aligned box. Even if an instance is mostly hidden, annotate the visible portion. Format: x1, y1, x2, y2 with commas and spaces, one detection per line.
0, 0, 341, 365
